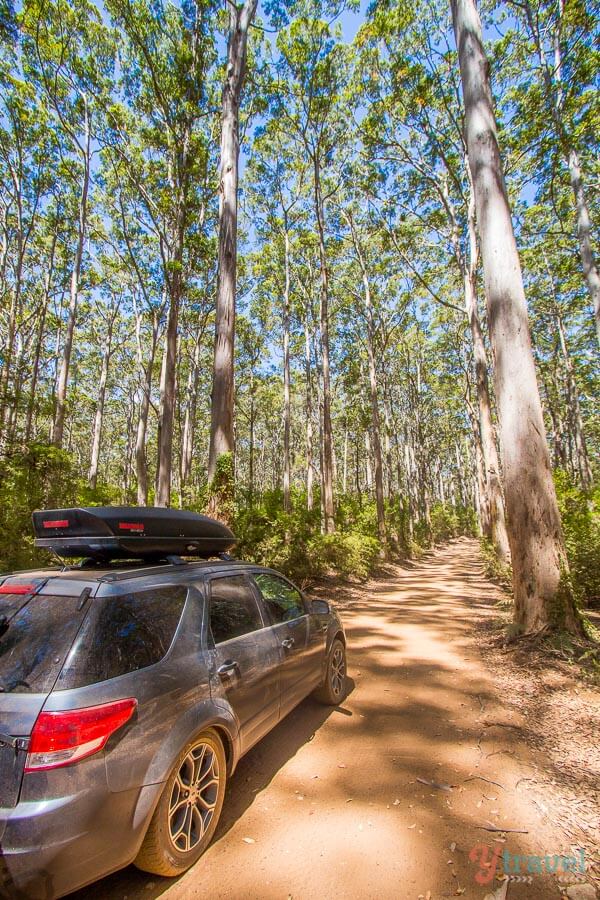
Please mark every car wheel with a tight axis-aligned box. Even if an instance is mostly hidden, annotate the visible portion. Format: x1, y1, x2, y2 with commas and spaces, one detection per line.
313, 637, 346, 705
134, 729, 226, 877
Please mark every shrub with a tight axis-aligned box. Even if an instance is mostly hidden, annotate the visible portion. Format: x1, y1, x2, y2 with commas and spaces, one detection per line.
0, 443, 76, 570
307, 531, 381, 581
554, 471, 600, 607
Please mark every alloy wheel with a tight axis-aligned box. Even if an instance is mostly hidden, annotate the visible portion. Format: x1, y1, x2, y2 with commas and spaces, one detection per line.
168, 741, 220, 853
330, 645, 346, 698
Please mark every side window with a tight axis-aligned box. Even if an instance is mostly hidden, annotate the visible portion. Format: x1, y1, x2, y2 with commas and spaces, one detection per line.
209, 576, 264, 645
56, 585, 187, 689
254, 574, 306, 624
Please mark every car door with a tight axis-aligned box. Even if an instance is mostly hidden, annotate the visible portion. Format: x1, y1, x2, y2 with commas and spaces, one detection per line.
252, 573, 313, 717
206, 574, 281, 755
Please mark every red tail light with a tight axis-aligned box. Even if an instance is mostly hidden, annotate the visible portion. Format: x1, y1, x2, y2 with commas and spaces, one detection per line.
43, 519, 69, 528
118, 522, 144, 531
25, 699, 137, 772
0, 584, 36, 595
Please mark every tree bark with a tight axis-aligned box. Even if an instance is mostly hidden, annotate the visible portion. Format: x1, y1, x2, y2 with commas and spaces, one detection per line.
155, 269, 181, 506
52, 98, 91, 448
88, 303, 117, 490
208, 0, 258, 488
135, 309, 160, 507
451, 0, 581, 634
567, 148, 600, 344
521, 0, 600, 344
347, 213, 386, 544
313, 158, 335, 533
180, 333, 202, 494
554, 305, 592, 490
282, 227, 292, 512
463, 166, 510, 562
304, 312, 315, 511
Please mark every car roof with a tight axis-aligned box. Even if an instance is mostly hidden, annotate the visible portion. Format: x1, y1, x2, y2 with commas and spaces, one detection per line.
0, 558, 284, 597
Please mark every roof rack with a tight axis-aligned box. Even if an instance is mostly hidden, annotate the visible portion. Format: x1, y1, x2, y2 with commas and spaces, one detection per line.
98, 556, 240, 584
32, 507, 236, 562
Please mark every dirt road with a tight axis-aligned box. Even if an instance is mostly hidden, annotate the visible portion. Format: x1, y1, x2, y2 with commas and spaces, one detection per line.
76, 540, 597, 900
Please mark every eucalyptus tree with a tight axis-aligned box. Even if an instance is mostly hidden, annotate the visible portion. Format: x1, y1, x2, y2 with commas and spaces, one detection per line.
245, 119, 308, 511
339, 202, 387, 544
451, 0, 581, 634
359, 0, 510, 561
207, 0, 258, 498
273, 9, 352, 533
501, 0, 600, 345
0, 71, 58, 445
103, 0, 217, 506
20, 0, 115, 449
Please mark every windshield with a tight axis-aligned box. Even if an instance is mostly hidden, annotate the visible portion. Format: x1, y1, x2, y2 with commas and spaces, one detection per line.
0, 594, 85, 694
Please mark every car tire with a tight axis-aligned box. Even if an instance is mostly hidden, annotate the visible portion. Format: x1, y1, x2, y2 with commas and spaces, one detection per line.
313, 637, 347, 705
134, 729, 226, 877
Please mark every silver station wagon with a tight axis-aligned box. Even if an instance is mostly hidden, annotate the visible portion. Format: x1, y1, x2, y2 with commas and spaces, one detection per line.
0, 507, 347, 898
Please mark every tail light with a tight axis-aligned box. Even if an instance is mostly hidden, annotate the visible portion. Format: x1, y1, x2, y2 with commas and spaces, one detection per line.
0, 584, 37, 595
25, 698, 137, 772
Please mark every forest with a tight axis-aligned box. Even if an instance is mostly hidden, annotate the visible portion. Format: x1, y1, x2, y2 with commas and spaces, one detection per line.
0, 0, 598, 636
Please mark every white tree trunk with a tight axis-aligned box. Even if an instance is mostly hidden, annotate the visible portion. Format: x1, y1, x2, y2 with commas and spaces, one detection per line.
52, 100, 90, 448
283, 228, 292, 512
208, 0, 258, 486
451, 0, 580, 634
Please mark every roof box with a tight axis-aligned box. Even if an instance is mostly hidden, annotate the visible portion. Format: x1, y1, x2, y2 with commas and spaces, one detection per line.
32, 507, 236, 560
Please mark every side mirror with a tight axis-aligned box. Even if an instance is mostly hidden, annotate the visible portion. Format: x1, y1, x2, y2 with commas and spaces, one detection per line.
311, 598, 330, 615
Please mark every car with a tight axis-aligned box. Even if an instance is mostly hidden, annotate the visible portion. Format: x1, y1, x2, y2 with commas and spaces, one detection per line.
0, 507, 347, 899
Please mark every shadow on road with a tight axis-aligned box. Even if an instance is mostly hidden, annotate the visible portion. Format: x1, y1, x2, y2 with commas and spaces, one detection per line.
71, 686, 354, 899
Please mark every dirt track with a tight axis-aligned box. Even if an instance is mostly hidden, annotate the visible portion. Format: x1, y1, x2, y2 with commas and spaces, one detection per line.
75, 539, 598, 900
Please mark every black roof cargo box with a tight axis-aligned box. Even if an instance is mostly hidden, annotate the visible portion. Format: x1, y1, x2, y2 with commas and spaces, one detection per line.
32, 507, 236, 560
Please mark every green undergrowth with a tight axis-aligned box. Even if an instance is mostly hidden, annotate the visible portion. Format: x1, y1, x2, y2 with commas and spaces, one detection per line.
0, 441, 476, 580
554, 470, 600, 608
233, 490, 476, 583
479, 473, 600, 613
480, 538, 513, 593
540, 626, 600, 685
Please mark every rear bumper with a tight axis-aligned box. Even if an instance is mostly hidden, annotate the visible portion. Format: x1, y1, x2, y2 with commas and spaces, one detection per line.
0, 781, 164, 899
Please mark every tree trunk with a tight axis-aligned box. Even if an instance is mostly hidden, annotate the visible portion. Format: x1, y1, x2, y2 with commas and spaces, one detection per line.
88, 307, 116, 490
208, 0, 258, 489
567, 148, 600, 344
555, 307, 592, 490
25, 232, 57, 442
521, 0, 600, 344
135, 313, 159, 507
463, 167, 510, 562
181, 334, 202, 494
313, 159, 335, 533
304, 312, 314, 511
451, 0, 580, 634
342, 423, 348, 494
282, 227, 292, 512
52, 100, 91, 448
155, 129, 190, 508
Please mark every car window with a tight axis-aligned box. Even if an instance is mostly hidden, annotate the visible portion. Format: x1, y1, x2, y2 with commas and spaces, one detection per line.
209, 575, 264, 645
56, 585, 187, 689
254, 573, 306, 624
0, 594, 86, 694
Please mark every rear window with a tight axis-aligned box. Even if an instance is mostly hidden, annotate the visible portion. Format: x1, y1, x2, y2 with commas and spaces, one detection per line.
0, 594, 85, 694
55, 585, 187, 689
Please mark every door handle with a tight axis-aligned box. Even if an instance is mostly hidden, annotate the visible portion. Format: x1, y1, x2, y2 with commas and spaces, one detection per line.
217, 660, 238, 677
281, 638, 295, 650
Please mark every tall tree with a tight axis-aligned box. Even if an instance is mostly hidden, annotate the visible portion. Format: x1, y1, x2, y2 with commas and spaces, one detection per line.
207, 0, 258, 499
451, 0, 581, 633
